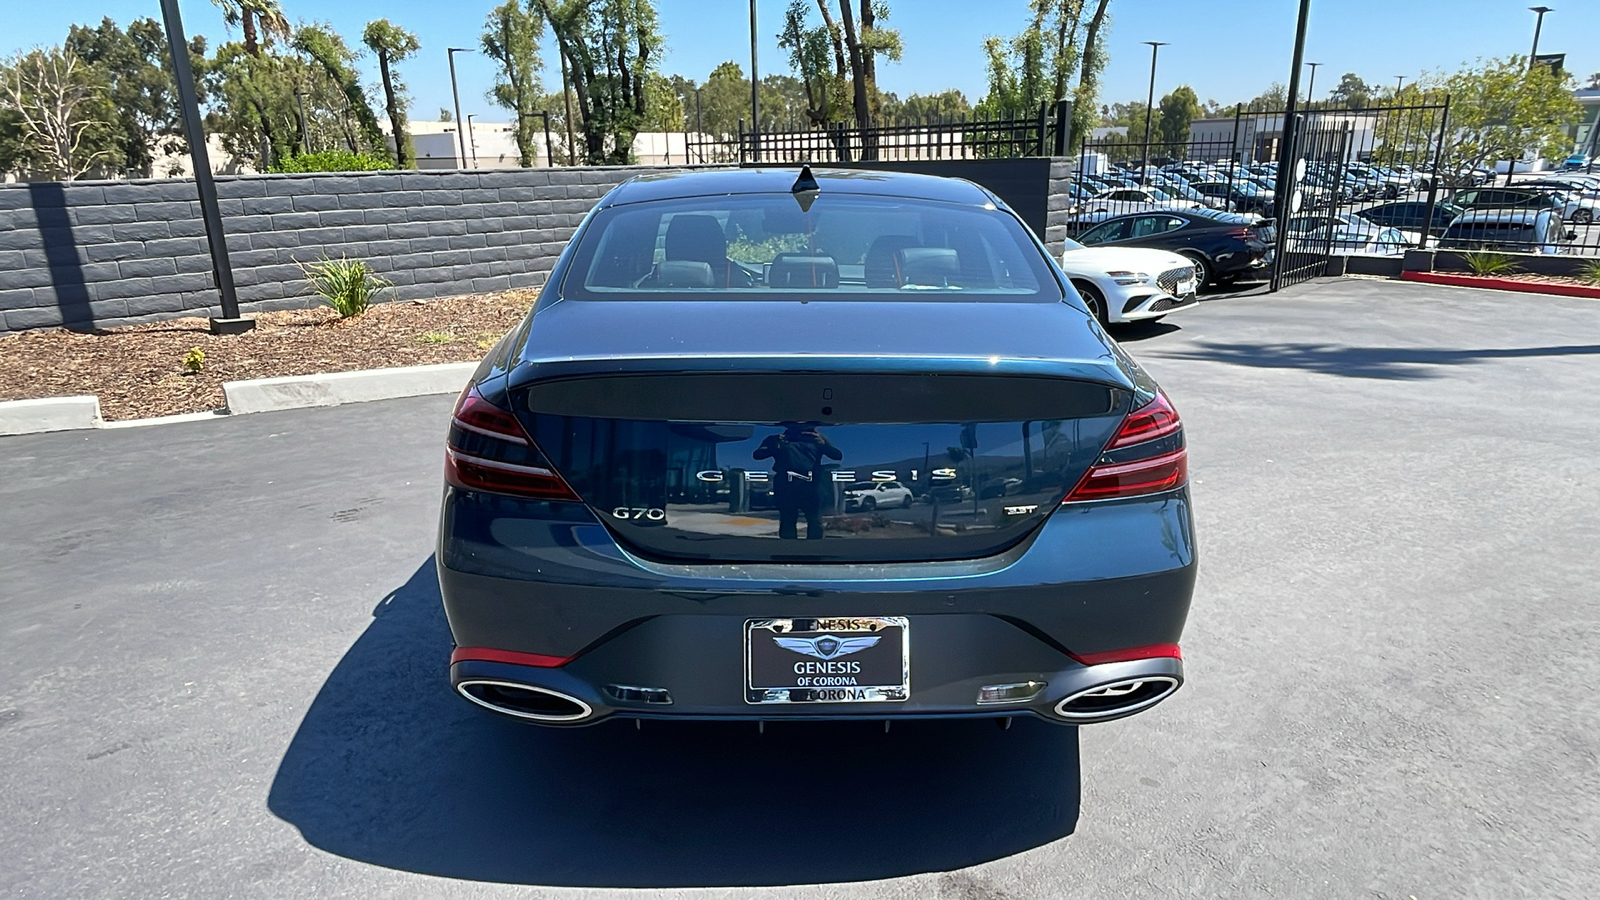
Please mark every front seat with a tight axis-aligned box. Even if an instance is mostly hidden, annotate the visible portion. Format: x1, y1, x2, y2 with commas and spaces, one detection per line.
664, 215, 749, 287
863, 235, 918, 288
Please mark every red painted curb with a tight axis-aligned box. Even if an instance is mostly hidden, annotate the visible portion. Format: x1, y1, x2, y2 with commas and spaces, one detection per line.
1400, 270, 1600, 299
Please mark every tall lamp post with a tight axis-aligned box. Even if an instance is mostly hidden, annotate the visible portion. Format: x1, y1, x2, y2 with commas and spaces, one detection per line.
1394, 75, 1406, 97
749, 0, 760, 163
1140, 41, 1169, 185
1305, 62, 1322, 107
465, 114, 479, 168
447, 47, 474, 168
158, 0, 250, 334
1528, 6, 1552, 68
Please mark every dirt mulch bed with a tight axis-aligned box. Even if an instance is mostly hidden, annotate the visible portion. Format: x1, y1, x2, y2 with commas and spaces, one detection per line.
0, 292, 537, 421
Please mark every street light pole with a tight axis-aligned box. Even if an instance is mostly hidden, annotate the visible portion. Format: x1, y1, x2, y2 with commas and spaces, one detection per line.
1394, 75, 1406, 97
158, 0, 250, 334
1528, 6, 1552, 68
1141, 41, 1169, 186
447, 47, 473, 168
749, 0, 760, 163
1305, 62, 1321, 107
695, 87, 705, 163
465, 114, 479, 168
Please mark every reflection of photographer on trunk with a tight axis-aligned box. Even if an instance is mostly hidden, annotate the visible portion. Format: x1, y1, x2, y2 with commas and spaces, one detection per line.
754, 424, 842, 540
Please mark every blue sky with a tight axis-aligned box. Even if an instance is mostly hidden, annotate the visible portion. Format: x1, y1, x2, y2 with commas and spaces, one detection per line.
6, 0, 1596, 123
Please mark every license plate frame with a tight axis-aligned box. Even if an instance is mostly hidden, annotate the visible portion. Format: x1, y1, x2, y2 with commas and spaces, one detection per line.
744, 616, 910, 704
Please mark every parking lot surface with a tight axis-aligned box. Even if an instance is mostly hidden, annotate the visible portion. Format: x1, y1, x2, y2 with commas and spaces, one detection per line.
2, 277, 1597, 898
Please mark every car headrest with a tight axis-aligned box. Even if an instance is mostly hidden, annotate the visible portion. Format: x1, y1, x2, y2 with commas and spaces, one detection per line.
863, 235, 918, 288
897, 247, 961, 287
767, 253, 839, 289
655, 260, 715, 287
665, 214, 727, 264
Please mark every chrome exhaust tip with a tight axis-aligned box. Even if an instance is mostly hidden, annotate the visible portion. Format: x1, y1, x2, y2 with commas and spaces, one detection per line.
457, 679, 594, 722
1054, 675, 1180, 722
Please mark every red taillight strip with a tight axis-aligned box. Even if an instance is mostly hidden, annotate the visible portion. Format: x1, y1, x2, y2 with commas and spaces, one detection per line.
450, 416, 531, 445
1107, 392, 1181, 449
1063, 448, 1188, 503
451, 646, 573, 667
1069, 643, 1182, 666
445, 448, 558, 478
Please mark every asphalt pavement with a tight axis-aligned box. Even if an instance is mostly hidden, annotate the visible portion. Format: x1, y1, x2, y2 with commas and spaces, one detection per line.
2, 277, 1598, 898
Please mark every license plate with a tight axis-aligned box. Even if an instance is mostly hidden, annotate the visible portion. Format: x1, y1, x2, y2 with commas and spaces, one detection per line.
745, 617, 909, 704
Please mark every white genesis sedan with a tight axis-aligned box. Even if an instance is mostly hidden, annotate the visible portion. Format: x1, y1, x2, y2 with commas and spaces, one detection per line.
1059, 237, 1201, 325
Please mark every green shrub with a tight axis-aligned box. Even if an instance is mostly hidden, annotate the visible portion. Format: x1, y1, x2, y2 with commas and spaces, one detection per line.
182, 347, 204, 373
416, 330, 456, 344
1461, 251, 1519, 276
1579, 259, 1600, 286
269, 150, 391, 174
301, 256, 390, 318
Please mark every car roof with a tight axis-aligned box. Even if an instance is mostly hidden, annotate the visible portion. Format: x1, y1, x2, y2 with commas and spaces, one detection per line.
1451, 208, 1549, 224
599, 166, 997, 209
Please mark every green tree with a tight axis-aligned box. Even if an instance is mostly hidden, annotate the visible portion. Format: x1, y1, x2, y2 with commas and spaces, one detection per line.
0, 47, 119, 179
532, 0, 663, 165
362, 20, 420, 168
895, 89, 970, 123
292, 25, 388, 159
1243, 82, 1286, 113
1325, 72, 1371, 110
640, 72, 683, 132
778, 0, 848, 139
1156, 84, 1198, 149
978, 0, 1115, 151
1437, 56, 1581, 174
482, 1, 545, 166
64, 18, 195, 177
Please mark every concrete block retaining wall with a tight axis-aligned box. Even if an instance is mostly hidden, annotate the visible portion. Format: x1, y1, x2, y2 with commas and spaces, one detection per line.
0, 165, 716, 333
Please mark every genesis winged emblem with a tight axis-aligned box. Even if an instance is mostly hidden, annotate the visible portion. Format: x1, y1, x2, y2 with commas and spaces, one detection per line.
773, 633, 882, 660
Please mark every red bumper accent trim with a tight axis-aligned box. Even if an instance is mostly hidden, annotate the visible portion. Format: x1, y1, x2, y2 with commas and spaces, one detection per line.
450, 646, 573, 668
1070, 643, 1183, 666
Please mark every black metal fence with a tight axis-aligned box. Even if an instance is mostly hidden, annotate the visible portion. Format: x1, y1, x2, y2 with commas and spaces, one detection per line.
685, 100, 1075, 165
1069, 100, 1600, 284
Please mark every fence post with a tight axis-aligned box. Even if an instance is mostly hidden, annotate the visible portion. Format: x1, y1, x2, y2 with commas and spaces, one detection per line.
1037, 102, 1049, 157
1419, 96, 1451, 251
1053, 100, 1071, 156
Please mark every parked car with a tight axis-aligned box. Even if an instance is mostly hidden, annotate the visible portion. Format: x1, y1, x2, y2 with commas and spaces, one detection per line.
1563, 154, 1593, 172
1285, 215, 1411, 255
1451, 187, 1574, 223
1189, 180, 1279, 216
1515, 181, 1599, 223
843, 480, 914, 510
437, 166, 1194, 728
1437, 208, 1575, 255
1356, 200, 1465, 238
1073, 208, 1274, 286
1059, 236, 1201, 325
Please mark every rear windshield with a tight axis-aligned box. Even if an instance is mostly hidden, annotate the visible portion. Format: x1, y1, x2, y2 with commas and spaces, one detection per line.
560, 192, 1060, 301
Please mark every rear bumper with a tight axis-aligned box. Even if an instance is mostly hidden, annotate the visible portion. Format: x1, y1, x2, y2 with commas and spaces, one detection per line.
449, 633, 1184, 726
437, 486, 1195, 724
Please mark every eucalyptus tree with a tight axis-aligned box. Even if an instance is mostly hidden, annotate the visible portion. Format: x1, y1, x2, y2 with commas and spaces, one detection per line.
362, 19, 420, 167
482, 1, 545, 166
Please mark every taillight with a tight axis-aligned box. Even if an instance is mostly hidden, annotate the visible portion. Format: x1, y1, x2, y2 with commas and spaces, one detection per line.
445, 386, 581, 501
1063, 392, 1188, 503
1225, 227, 1256, 240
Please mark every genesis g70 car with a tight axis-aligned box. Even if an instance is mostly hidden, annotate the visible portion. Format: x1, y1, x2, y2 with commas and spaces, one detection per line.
438, 167, 1195, 728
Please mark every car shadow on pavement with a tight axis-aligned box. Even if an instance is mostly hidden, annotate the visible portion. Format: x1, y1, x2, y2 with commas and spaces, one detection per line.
268, 558, 1082, 887
1146, 341, 1600, 379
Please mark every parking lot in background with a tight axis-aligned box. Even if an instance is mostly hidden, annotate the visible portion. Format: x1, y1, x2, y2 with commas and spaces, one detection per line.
2, 278, 1598, 898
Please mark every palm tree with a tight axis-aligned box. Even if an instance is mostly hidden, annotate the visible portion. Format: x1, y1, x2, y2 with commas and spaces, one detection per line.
211, 0, 291, 58
361, 20, 420, 168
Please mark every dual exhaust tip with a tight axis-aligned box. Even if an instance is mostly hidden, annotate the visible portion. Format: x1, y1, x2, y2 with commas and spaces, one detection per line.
460, 672, 1180, 725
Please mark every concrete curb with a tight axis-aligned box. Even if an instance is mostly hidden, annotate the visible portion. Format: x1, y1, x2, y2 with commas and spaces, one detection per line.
1, 362, 477, 437
222, 362, 477, 415
0, 396, 102, 437
1399, 270, 1600, 299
